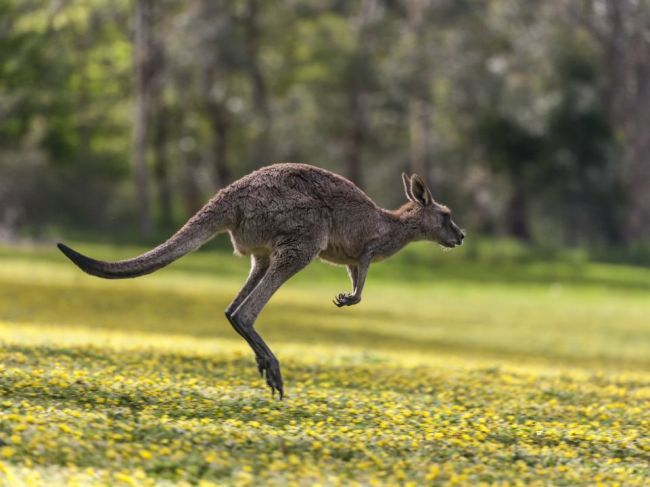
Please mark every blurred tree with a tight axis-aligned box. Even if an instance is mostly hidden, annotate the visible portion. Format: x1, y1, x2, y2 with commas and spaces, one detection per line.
477, 114, 543, 241
149, 2, 172, 229
405, 0, 435, 184
542, 33, 623, 246
566, 0, 650, 242
132, 0, 154, 235
0, 0, 132, 235
343, 0, 384, 188
194, 0, 243, 189
0, 0, 647, 251
240, 0, 273, 166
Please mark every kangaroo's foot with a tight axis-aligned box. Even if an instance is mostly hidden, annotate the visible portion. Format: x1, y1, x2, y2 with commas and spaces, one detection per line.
225, 312, 285, 400
333, 292, 361, 307
256, 355, 284, 399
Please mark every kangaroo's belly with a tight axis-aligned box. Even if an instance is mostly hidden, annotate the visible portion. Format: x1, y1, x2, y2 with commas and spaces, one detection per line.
227, 230, 272, 257
318, 241, 359, 266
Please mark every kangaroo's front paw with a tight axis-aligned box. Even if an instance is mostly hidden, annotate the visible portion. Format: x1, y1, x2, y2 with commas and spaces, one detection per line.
256, 355, 284, 399
333, 292, 360, 307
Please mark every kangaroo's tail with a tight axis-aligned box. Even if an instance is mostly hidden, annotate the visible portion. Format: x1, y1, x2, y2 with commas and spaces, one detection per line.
57, 197, 229, 279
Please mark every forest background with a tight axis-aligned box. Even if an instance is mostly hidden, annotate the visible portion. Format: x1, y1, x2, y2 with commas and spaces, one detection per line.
1, 0, 649, 260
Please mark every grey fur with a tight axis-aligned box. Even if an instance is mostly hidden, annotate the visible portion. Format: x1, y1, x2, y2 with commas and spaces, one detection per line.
58, 163, 465, 398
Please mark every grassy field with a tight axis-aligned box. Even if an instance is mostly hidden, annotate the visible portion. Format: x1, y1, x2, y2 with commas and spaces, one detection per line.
0, 239, 649, 485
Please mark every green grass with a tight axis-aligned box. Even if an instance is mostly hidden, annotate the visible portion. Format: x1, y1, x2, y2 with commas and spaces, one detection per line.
0, 241, 649, 485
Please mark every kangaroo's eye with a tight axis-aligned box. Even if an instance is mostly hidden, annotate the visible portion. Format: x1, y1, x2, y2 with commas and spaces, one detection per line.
441, 213, 451, 225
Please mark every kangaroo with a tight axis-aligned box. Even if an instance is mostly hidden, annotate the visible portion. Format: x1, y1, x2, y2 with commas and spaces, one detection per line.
58, 163, 465, 398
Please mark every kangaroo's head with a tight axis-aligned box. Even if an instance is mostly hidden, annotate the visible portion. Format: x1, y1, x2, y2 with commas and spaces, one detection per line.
401, 173, 465, 248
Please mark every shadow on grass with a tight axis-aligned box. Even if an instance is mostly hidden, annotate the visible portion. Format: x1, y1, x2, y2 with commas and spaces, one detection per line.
2, 280, 650, 371
2, 241, 650, 291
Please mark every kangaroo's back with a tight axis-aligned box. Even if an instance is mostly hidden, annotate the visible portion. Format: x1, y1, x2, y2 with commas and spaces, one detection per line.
225, 163, 376, 209
219, 164, 381, 252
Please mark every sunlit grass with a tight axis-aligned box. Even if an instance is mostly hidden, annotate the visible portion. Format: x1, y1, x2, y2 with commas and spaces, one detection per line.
0, 242, 649, 484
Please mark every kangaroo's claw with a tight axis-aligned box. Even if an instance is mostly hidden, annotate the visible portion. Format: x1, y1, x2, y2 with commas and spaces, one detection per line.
256, 355, 284, 400
333, 292, 360, 307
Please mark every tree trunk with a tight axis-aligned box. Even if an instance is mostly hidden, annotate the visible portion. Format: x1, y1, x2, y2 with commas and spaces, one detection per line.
149, 2, 172, 229
201, 55, 232, 188
345, 87, 366, 188
197, 0, 231, 189
408, 98, 433, 180
344, 0, 381, 189
207, 102, 231, 188
132, 0, 153, 236
602, 0, 650, 241
183, 156, 204, 217
569, 0, 650, 242
507, 184, 530, 241
625, 21, 650, 242
153, 104, 172, 228
243, 0, 272, 166
406, 0, 434, 184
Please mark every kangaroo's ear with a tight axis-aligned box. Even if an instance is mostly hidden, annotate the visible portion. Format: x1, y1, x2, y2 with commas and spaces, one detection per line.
410, 174, 434, 206
402, 172, 415, 202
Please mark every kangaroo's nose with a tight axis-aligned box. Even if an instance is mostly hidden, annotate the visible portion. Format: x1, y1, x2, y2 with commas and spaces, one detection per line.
458, 230, 465, 245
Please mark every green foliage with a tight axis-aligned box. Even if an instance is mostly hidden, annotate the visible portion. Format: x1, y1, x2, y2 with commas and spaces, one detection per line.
0, 0, 133, 234
0, 0, 644, 248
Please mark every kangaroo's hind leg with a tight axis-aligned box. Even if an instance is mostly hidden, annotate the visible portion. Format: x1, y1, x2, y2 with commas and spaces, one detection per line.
229, 242, 320, 398
225, 255, 270, 318
225, 254, 271, 376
